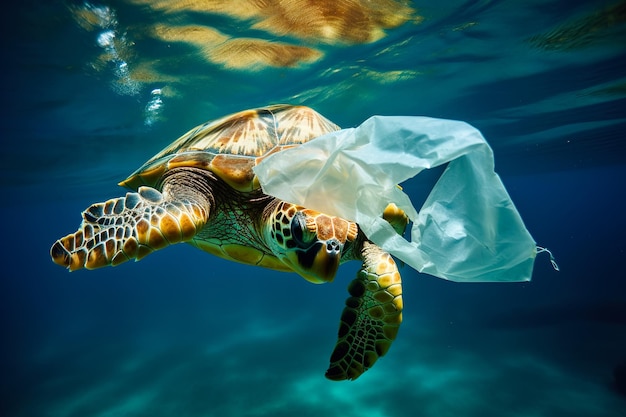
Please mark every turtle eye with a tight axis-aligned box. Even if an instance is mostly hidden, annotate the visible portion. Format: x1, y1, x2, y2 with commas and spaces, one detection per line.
291, 212, 315, 247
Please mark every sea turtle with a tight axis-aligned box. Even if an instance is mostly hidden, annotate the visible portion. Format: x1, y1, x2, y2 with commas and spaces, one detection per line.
50, 104, 408, 381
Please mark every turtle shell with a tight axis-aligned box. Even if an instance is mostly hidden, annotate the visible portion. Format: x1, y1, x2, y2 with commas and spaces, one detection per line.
119, 104, 340, 192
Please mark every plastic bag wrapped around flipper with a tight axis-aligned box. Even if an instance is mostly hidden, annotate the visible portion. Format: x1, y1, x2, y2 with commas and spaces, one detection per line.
254, 115, 537, 283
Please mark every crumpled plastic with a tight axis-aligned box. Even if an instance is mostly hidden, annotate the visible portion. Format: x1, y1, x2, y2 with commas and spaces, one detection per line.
254, 115, 537, 283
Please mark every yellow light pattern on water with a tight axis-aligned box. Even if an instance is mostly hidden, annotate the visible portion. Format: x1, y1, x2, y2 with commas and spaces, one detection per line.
151, 24, 322, 70
68, 0, 423, 122
130, 0, 420, 44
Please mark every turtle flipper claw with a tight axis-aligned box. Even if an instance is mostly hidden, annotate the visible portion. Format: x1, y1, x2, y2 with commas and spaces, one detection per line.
50, 188, 208, 271
326, 241, 403, 381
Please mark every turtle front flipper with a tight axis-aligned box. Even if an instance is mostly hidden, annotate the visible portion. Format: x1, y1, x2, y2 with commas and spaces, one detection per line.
326, 241, 403, 381
50, 186, 208, 271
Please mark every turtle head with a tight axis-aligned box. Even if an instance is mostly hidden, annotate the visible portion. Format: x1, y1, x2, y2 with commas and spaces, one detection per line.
267, 203, 358, 284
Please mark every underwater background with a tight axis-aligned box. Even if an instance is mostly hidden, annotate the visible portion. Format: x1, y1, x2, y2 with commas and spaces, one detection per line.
2, 0, 626, 416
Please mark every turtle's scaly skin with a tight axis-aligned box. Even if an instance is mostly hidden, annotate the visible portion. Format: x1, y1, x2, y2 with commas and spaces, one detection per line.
50, 105, 408, 380
327, 241, 402, 380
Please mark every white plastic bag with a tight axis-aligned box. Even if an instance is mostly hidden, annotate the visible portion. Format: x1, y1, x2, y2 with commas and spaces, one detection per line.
254, 115, 537, 282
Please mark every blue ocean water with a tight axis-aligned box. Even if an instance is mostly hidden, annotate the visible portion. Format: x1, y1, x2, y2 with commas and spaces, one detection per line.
2, 1, 626, 416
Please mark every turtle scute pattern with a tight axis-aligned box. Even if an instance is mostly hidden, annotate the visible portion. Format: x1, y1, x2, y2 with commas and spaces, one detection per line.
119, 105, 340, 192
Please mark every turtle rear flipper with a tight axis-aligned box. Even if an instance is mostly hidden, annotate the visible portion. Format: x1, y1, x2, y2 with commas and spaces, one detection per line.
326, 241, 403, 380
50, 186, 208, 271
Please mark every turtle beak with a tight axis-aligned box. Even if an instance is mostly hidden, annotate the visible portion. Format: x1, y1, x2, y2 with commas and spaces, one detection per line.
291, 238, 342, 284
